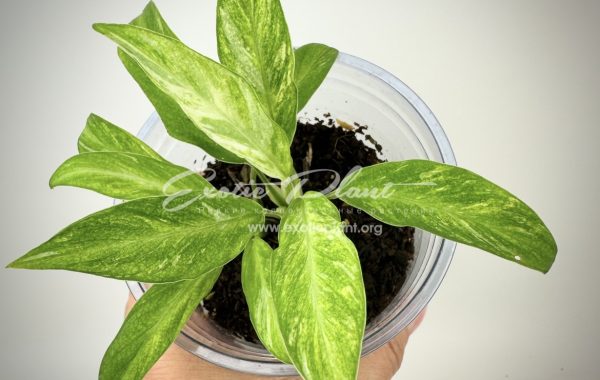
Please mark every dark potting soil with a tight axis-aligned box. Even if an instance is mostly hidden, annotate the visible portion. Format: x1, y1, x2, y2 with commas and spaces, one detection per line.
200, 118, 415, 343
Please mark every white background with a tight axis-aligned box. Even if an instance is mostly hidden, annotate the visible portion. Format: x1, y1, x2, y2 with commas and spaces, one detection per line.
1, 0, 598, 379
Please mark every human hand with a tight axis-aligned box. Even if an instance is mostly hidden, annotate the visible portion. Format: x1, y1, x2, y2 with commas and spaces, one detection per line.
125, 295, 425, 380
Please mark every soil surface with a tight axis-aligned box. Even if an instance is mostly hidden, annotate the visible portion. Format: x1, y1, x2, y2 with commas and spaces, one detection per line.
200, 118, 415, 343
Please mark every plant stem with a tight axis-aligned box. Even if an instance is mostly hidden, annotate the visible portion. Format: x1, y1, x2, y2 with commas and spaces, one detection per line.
264, 209, 282, 219
325, 190, 339, 200
257, 171, 288, 207
249, 167, 260, 201
282, 175, 303, 200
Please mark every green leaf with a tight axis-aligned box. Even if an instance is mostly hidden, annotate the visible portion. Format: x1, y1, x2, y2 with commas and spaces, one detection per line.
241, 237, 291, 363
119, 52, 242, 163
120, 3, 242, 163
294, 43, 338, 111
100, 269, 221, 380
78, 113, 162, 160
50, 152, 213, 200
272, 192, 366, 380
94, 23, 294, 180
336, 160, 558, 273
217, 0, 297, 140
129, 1, 177, 39
74, 115, 214, 200
7, 193, 264, 282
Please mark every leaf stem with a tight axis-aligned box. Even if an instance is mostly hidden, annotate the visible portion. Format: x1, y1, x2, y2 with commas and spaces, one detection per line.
282, 175, 303, 200
325, 190, 339, 200
257, 171, 288, 207
264, 209, 282, 219
249, 167, 260, 201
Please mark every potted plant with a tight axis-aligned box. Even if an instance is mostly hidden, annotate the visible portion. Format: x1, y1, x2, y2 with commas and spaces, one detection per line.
7, 1, 557, 380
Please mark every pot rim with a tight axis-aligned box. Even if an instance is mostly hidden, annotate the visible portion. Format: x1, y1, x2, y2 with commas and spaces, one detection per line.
128, 51, 457, 376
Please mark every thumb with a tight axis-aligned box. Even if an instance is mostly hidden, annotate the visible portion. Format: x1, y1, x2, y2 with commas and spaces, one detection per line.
358, 308, 426, 380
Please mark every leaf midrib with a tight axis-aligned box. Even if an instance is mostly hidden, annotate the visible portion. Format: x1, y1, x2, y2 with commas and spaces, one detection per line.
35, 211, 256, 256
297, 207, 332, 362
249, 5, 278, 120
343, 176, 547, 256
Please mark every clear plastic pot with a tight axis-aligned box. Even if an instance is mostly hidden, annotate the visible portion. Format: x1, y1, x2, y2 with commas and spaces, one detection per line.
127, 52, 457, 376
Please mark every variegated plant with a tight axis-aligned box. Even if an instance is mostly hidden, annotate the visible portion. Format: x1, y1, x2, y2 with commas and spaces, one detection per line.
7, 1, 557, 380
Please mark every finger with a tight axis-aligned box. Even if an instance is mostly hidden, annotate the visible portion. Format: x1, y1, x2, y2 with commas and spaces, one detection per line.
382, 308, 427, 372
357, 308, 427, 380
406, 308, 427, 336
358, 330, 409, 380
124, 295, 426, 379
125, 293, 136, 316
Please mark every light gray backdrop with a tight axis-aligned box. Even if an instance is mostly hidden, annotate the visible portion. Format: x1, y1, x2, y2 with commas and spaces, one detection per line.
1, 0, 598, 379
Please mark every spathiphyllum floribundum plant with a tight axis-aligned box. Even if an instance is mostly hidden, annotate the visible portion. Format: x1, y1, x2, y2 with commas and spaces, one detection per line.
7, 1, 557, 379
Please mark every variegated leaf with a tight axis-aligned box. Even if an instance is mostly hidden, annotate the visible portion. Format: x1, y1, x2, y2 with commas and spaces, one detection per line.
217, 0, 297, 140
78, 113, 162, 160
94, 23, 294, 180
50, 152, 213, 200
120, 2, 243, 163
336, 160, 557, 273
294, 43, 338, 111
100, 269, 221, 380
7, 193, 263, 283
241, 237, 291, 363
129, 1, 177, 38
273, 192, 366, 380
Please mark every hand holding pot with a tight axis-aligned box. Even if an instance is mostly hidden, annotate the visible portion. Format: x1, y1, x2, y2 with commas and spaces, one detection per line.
126, 295, 425, 380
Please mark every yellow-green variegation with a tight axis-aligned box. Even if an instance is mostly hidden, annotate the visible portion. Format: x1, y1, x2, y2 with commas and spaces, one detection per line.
241, 237, 292, 363
336, 160, 558, 273
8, 193, 263, 283
129, 0, 177, 38
272, 192, 366, 380
78, 114, 163, 160
120, 2, 243, 163
57, 114, 213, 200
6, 1, 560, 380
99, 269, 221, 380
217, 0, 297, 140
50, 152, 213, 200
93, 23, 294, 180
